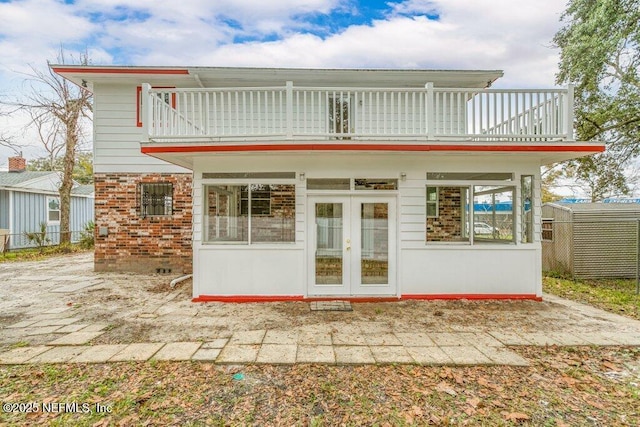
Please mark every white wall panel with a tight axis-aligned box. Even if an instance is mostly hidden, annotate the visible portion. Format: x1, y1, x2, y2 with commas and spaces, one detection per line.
196, 246, 304, 296
400, 246, 541, 296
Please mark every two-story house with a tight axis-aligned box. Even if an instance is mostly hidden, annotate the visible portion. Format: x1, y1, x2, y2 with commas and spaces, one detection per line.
52, 66, 604, 301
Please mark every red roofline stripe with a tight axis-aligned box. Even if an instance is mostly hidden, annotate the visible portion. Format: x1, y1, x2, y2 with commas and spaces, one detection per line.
51, 67, 189, 75
141, 143, 605, 154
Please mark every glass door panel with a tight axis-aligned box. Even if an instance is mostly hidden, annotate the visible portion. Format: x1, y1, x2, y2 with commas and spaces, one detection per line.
360, 203, 389, 284
315, 203, 344, 285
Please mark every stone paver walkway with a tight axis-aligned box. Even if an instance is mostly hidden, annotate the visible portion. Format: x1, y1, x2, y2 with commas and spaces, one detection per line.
2, 253, 640, 367
2, 323, 640, 366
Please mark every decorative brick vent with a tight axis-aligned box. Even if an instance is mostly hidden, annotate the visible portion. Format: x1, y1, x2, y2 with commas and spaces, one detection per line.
93, 173, 192, 273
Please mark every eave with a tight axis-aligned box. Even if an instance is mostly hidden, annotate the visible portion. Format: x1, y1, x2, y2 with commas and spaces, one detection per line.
140, 140, 605, 170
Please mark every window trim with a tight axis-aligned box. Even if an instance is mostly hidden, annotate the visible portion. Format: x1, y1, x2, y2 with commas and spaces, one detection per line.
46, 196, 60, 225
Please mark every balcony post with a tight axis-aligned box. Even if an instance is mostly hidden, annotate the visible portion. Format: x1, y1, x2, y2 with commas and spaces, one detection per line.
141, 83, 151, 142
426, 82, 435, 140
565, 83, 575, 141
286, 81, 293, 139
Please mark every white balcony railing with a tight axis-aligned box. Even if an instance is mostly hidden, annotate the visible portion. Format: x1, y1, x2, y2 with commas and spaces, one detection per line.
141, 82, 574, 142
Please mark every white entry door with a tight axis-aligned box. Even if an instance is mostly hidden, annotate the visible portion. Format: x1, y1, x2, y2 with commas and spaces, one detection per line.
307, 195, 397, 296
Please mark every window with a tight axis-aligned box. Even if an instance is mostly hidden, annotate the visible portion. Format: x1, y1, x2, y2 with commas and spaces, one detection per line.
307, 178, 350, 190
47, 197, 60, 224
354, 179, 398, 190
427, 172, 513, 181
521, 175, 533, 243
426, 172, 517, 244
140, 183, 173, 217
426, 187, 469, 242
542, 219, 553, 241
426, 187, 439, 218
241, 185, 271, 216
473, 186, 514, 243
205, 184, 295, 243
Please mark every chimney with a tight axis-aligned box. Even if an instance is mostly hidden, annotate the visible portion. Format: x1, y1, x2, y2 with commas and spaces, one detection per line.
8, 156, 26, 173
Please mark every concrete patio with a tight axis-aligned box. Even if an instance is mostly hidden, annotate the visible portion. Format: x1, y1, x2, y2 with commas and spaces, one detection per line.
1, 252, 640, 366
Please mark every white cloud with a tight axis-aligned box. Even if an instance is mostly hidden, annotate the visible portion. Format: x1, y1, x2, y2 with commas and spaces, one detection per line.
0, 0, 571, 158
0, 0, 96, 74
181, 0, 565, 88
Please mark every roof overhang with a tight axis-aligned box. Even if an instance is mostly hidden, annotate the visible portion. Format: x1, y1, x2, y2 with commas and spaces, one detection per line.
51, 65, 504, 91
139, 141, 605, 170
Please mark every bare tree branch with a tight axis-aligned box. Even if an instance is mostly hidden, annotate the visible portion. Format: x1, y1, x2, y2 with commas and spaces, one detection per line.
1, 48, 93, 244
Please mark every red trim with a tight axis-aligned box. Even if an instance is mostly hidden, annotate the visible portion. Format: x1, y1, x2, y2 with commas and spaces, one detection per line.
193, 295, 305, 303
402, 294, 543, 301
52, 67, 189, 75
136, 86, 142, 127
192, 294, 542, 303
142, 143, 605, 154
137, 86, 177, 128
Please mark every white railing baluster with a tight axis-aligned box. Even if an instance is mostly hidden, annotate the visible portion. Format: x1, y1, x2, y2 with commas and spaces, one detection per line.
144, 85, 572, 142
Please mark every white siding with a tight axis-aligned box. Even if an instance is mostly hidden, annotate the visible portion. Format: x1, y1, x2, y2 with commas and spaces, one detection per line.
93, 83, 190, 173
190, 153, 542, 297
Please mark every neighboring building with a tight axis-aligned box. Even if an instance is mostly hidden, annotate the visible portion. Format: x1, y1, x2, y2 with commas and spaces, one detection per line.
52, 66, 604, 301
542, 202, 640, 279
0, 156, 95, 249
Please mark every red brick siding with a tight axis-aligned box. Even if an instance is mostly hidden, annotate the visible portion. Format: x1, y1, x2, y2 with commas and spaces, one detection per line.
94, 173, 192, 273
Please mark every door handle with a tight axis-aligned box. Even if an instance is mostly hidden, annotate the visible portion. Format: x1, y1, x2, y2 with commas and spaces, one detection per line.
346, 238, 351, 251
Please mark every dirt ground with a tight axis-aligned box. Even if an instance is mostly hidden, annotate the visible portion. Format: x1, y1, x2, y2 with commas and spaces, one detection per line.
1, 252, 639, 350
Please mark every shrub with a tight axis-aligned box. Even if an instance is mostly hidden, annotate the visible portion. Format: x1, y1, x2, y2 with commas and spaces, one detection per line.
79, 221, 95, 249
24, 222, 51, 252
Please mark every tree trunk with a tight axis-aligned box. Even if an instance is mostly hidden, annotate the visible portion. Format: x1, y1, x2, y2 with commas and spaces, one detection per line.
59, 103, 79, 245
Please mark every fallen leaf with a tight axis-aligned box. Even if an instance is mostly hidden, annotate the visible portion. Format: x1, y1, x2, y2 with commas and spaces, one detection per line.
586, 400, 606, 410
505, 412, 530, 421
467, 397, 481, 408
436, 381, 457, 396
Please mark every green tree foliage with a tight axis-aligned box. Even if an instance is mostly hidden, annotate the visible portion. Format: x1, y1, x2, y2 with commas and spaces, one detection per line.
27, 151, 93, 184
554, 0, 640, 201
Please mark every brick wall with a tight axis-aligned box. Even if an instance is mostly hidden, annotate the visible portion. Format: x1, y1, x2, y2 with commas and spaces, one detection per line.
94, 173, 192, 273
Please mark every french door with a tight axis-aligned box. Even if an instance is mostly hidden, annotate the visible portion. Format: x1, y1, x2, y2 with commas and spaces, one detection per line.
307, 195, 396, 296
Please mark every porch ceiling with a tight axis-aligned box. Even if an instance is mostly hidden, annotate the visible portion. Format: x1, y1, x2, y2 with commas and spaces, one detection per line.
51, 65, 504, 90
139, 141, 605, 170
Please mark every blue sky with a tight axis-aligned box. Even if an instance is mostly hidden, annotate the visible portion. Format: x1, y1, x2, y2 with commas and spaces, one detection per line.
0, 0, 568, 163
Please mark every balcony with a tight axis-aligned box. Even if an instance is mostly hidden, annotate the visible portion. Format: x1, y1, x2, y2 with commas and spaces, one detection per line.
140, 82, 574, 143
